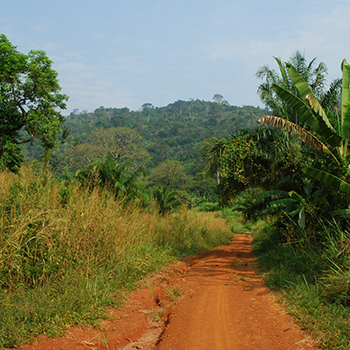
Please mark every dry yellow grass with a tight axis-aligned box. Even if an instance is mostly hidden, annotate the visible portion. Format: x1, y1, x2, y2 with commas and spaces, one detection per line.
0, 163, 233, 290
0, 165, 236, 347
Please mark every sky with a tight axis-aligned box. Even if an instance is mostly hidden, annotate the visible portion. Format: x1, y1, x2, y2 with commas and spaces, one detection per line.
1, 0, 350, 115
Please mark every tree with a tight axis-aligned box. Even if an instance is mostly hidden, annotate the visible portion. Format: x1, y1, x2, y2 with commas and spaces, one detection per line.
77, 127, 149, 167
141, 103, 154, 110
259, 60, 349, 163
0, 34, 68, 166
213, 94, 229, 105
0, 141, 24, 172
149, 159, 187, 190
201, 137, 228, 184
218, 128, 303, 203
153, 185, 182, 215
256, 51, 341, 123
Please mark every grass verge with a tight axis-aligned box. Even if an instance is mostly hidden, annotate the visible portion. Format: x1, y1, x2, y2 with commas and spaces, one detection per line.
252, 221, 350, 350
0, 166, 233, 348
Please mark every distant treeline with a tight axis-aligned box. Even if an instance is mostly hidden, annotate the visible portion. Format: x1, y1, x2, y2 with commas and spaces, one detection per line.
63, 99, 267, 170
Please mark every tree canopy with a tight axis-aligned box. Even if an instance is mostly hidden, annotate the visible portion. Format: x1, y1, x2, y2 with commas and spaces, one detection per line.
0, 34, 68, 165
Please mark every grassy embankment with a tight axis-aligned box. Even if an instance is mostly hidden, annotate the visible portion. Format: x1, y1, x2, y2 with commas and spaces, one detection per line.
0, 166, 235, 348
253, 220, 350, 350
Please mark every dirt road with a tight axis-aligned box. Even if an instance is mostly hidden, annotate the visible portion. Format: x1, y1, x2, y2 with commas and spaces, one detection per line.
156, 234, 317, 350
19, 234, 318, 350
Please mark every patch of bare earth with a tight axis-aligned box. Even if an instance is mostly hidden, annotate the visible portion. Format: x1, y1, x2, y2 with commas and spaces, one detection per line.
16, 234, 319, 350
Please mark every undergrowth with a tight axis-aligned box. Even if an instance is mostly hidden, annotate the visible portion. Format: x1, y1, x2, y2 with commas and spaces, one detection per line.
253, 219, 350, 350
0, 166, 233, 348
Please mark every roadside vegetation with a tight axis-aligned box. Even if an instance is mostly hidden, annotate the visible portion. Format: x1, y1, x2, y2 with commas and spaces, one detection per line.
253, 221, 350, 350
0, 166, 233, 347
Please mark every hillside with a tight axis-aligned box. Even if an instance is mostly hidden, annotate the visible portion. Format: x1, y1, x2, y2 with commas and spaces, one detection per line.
63, 99, 267, 170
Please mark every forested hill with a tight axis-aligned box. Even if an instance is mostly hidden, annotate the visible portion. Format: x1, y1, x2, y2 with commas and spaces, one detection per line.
65, 99, 267, 172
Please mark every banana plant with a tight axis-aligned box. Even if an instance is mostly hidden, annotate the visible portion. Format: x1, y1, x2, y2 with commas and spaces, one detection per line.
302, 167, 350, 195
302, 166, 350, 218
259, 59, 350, 196
257, 190, 308, 229
252, 180, 322, 230
260, 59, 350, 161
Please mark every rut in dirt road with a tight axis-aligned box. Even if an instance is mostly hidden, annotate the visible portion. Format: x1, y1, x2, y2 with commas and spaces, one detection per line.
155, 234, 318, 350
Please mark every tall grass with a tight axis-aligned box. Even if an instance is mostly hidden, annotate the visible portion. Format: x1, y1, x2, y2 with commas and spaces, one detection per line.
0, 165, 233, 347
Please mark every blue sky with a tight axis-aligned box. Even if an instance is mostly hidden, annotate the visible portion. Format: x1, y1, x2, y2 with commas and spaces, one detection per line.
1, 0, 350, 114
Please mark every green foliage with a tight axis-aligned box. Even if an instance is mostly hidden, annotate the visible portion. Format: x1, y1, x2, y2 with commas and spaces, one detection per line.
0, 34, 68, 168
218, 128, 303, 204
231, 53, 350, 348
0, 140, 24, 172
23, 100, 266, 201
86, 127, 148, 166
75, 155, 149, 204
262, 58, 350, 166
49, 101, 265, 180
153, 185, 182, 214
63, 102, 264, 165
303, 167, 350, 195
196, 202, 220, 212
239, 178, 329, 233
148, 159, 188, 191
201, 136, 229, 184
256, 51, 341, 122
255, 56, 350, 240
253, 218, 350, 349
259, 58, 350, 212
280, 62, 342, 158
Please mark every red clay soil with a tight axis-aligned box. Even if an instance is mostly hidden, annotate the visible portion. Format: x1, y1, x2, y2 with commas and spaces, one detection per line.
15, 234, 319, 350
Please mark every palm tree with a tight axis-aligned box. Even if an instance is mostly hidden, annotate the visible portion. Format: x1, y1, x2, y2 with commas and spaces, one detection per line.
153, 185, 182, 215
75, 156, 148, 201
201, 137, 225, 185
256, 51, 341, 124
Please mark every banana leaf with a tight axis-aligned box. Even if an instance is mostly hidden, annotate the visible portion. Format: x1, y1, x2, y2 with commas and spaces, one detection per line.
341, 59, 350, 141
254, 189, 288, 199
269, 198, 299, 210
306, 95, 343, 148
272, 84, 341, 148
258, 116, 339, 165
298, 206, 305, 229
286, 63, 336, 132
269, 198, 305, 229
288, 208, 302, 217
288, 191, 304, 202
302, 167, 350, 195
274, 56, 290, 89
